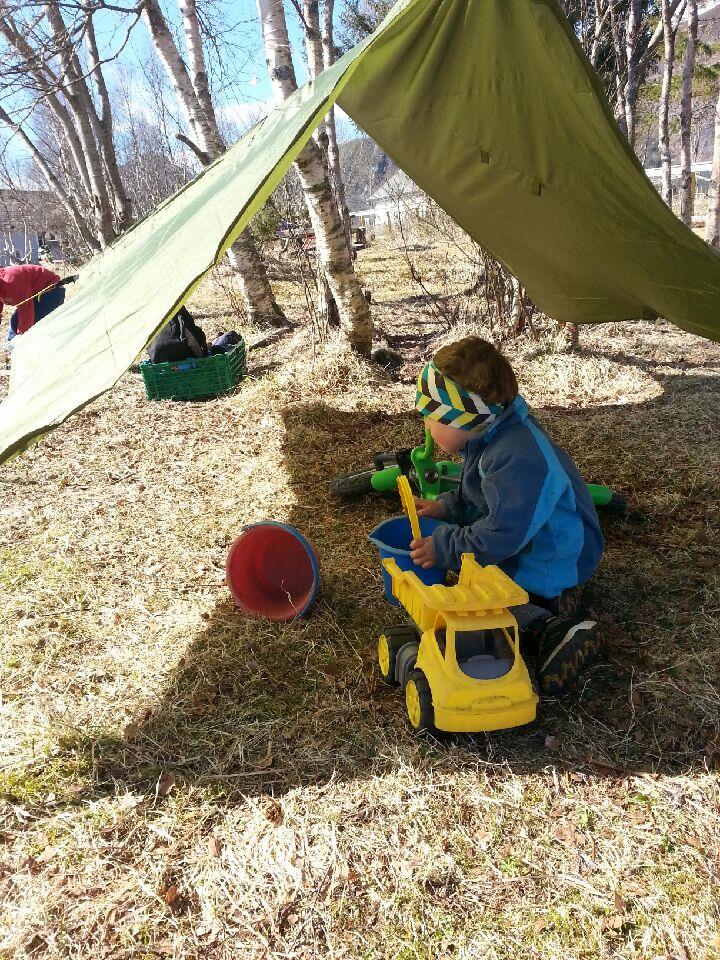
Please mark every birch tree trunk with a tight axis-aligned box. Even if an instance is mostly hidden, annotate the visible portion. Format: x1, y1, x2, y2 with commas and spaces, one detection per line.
178, 0, 223, 154
43, 2, 117, 246
705, 85, 720, 247
610, 0, 684, 149
321, 0, 353, 256
142, 0, 285, 327
84, 13, 134, 231
0, 2, 133, 251
659, 0, 677, 208
589, 0, 609, 69
302, 0, 325, 92
257, 0, 372, 355
624, 0, 642, 147
679, 0, 698, 226
301, 0, 340, 328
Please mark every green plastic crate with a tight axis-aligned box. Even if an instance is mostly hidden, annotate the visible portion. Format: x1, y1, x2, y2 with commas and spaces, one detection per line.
141, 340, 247, 400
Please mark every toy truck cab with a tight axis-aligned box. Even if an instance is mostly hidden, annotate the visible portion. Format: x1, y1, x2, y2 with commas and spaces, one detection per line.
378, 554, 538, 733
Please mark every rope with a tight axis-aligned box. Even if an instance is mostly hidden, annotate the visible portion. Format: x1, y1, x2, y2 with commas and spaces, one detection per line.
6, 282, 61, 310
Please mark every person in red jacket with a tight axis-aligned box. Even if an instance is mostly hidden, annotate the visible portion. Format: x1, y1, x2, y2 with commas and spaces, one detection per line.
0, 264, 76, 342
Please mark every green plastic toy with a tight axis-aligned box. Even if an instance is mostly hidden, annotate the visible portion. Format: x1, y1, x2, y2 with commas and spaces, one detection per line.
331, 427, 626, 513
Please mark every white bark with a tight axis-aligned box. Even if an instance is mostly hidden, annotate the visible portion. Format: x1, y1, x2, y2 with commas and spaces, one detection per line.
679, 0, 698, 226
302, 0, 324, 89
0, 13, 92, 201
614, 0, 685, 148
142, 0, 285, 327
142, 0, 219, 158
43, 2, 116, 245
178, 0, 225, 156
0, 2, 134, 249
257, 0, 372, 354
321, 0, 352, 255
659, 0, 677, 207
624, 0, 641, 146
84, 14, 133, 231
590, 0, 610, 68
705, 85, 720, 246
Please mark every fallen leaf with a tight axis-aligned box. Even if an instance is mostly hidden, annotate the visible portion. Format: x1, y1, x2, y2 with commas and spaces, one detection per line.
157, 772, 176, 796
614, 891, 626, 914
164, 884, 178, 904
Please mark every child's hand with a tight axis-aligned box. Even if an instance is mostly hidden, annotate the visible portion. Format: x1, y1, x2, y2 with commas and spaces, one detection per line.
414, 497, 446, 519
410, 536, 436, 569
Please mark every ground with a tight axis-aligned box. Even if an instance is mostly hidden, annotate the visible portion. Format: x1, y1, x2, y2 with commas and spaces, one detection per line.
1, 240, 719, 959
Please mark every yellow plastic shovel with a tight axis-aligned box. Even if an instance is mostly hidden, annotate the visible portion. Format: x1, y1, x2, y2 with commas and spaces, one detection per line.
397, 474, 421, 542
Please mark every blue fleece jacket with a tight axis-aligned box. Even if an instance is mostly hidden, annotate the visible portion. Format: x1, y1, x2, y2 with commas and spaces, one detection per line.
431, 395, 604, 600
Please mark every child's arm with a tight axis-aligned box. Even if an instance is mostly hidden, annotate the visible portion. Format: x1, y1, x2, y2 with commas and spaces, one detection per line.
431, 448, 565, 571
434, 489, 465, 524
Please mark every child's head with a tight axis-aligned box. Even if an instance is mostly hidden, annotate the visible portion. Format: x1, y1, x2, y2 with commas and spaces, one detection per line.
416, 337, 518, 453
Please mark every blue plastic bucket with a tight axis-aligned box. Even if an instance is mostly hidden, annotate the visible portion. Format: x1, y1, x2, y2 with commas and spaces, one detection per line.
226, 522, 320, 621
369, 516, 446, 605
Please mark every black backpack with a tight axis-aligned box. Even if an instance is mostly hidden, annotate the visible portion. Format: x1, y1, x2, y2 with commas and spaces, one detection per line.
147, 307, 208, 364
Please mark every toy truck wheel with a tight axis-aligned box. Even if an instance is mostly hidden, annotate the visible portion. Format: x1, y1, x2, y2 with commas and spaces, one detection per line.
405, 669, 435, 732
378, 626, 419, 685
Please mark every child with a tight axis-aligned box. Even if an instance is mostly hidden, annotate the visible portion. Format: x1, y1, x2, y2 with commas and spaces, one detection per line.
409, 336, 604, 696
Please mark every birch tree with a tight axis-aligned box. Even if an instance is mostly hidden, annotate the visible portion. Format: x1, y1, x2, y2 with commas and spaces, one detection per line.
321, 0, 352, 255
257, 0, 372, 355
301, 0, 352, 260
598, 0, 686, 147
679, 0, 698, 224
705, 84, 720, 247
659, 0, 679, 206
0, 0, 135, 253
142, 0, 286, 327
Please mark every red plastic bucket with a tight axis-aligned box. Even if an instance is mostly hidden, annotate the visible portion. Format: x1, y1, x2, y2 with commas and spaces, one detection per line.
226, 522, 320, 621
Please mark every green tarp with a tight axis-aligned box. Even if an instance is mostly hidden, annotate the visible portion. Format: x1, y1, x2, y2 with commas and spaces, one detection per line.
2, 0, 720, 463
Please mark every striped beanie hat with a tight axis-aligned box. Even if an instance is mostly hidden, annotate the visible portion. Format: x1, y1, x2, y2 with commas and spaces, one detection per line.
415, 361, 501, 431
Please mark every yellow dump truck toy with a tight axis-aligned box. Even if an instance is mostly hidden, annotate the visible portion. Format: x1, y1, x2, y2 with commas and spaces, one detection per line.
378, 553, 539, 733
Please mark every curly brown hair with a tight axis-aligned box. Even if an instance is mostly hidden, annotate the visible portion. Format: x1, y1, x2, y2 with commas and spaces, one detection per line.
433, 336, 518, 407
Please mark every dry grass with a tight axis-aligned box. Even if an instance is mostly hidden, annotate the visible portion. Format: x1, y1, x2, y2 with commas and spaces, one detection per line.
1, 241, 719, 960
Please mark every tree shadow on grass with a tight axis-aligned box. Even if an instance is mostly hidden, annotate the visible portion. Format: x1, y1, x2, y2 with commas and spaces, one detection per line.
26, 365, 718, 812
276, 378, 720, 779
